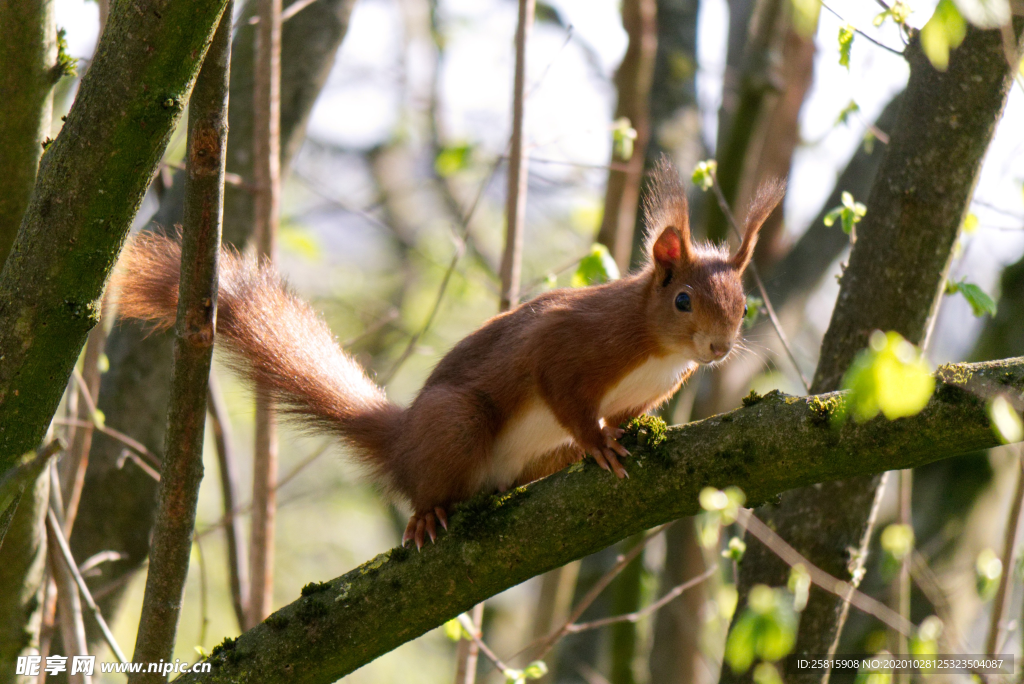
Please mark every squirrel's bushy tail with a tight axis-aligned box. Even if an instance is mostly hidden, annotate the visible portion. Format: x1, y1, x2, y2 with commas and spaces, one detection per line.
113, 232, 403, 483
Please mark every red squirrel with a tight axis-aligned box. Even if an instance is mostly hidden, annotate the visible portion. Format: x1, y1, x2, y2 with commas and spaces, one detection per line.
113, 163, 784, 549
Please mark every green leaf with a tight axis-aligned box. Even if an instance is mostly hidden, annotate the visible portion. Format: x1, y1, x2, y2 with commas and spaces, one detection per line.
841, 331, 935, 422
835, 100, 860, 127
880, 523, 914, 560
523, 661, 549, 679
744, 296, 763, 329
723, 537, 747, 561
572, 244, 620, 288
725, 585, 799, 674
920, 0, 967, 71
824, 192, 866, 234
838, 25, 855, 69
692, 160, 718, 191
962, 213, 979, 234
873, 0, 912, 26
611, 117, 638, 161
975, 548, 1002, 600
435, 143, 474, 178
443, 618, 466, 641
754, 662, 784, 684
788, 565, 811, 612
988, 395, 1023, 444
945, 279, 997, 317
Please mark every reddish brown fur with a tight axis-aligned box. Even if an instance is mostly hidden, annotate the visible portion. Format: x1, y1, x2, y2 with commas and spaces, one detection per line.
112, 163, 783, 546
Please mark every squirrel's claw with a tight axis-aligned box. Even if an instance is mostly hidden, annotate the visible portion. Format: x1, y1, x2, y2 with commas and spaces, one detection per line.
602, 448, 629, 479
434, 507, 449, 531
403, 509, 449, 550
590, 449, 612, 472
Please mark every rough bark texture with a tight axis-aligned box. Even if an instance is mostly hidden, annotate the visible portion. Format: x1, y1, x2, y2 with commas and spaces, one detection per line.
0, 463, 50, 684
724, 22, 1023, 684
127, 7, 231, 680
173, 357, 1024, 684
0, 0, 230, 473
0, 0, 57, 264
69, 0, 358, 633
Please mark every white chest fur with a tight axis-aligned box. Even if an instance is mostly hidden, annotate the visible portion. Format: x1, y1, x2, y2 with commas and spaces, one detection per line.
598, 353, 696, 419
486, 352, 696, 491
488, 398, 572, 490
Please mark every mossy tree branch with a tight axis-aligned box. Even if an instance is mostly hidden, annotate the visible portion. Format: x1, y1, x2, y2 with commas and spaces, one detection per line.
0, 0, 59, 264
176, 358, 1024, 684
0, 0, 231, 473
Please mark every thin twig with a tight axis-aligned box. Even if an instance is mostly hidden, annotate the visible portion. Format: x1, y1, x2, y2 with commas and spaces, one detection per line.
281, 0, 316, 22
820, 1, 904, 57
525, 523, 672, 661
52, 416, 160, 469
458, 611, 511, 674
498, 0, 535, 311
194, 536, 210, 649
47, 465, 89, 684
380, 155, 503, 384
62, 295, 109, 536
193, 441, 332, 542
565, 564, 717, 633
208, 373, 248, 630
116, 448, 161, 482
708, 170, 811, 392
736, 509, 915, 636
249, 0, 283, 629
984, 448, 1024, 656
46, 508, 127, 662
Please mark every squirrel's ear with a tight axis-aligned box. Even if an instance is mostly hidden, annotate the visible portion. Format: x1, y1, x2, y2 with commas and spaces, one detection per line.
731, 179, 786, 271
652, 225, 690, 270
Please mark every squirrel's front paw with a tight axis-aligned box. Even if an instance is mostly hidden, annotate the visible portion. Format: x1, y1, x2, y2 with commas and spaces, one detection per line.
588, 425, 631, 479
402, 507, 449, 550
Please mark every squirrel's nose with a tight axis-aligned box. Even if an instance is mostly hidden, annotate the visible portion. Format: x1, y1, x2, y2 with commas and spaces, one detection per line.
710, 342, 730, 359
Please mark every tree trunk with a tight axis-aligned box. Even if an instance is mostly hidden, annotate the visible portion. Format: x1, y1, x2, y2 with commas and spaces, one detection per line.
723, 22, 1024, 684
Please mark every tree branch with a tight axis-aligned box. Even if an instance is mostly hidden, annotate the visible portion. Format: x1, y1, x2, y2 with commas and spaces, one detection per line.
177, 357, 1024, 684
0, 0, 58, 263
128, 3, 231, 679
0, 0, 231, 472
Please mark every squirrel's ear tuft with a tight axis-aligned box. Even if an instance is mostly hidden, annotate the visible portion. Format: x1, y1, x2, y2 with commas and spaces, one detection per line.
731, 178, 786, 272
644, 156, 693, 270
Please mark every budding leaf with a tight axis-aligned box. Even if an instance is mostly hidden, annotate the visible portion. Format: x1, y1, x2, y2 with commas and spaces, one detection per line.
692, 160, 718, 191
920, 0, 967, 71
944, 279, 997, 317
572, 244, 620, 288
838, 25, 855, 69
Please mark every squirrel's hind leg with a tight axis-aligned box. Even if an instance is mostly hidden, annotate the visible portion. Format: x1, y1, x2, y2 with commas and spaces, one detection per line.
396, 385, 500, 549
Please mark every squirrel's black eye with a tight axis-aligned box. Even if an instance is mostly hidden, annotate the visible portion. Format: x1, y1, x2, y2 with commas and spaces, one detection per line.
744, 303, 749, 317
675, 292, 691, 312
